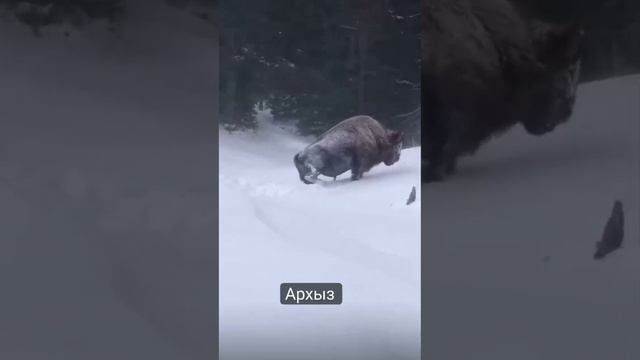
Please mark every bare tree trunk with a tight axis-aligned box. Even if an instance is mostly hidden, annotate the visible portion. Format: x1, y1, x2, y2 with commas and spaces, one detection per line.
222, 31, 237, 125
223, 71, 237, 124
347, 32, 357, 69
213, 25, 220, 125
611, 31, 619, 76
357, 25, 368, 114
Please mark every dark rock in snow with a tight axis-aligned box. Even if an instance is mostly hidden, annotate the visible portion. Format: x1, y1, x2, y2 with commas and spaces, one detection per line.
406, 186, 416, 205
594, 200, 624, 260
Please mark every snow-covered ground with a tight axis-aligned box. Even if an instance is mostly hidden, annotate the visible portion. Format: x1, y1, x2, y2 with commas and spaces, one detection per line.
1, 2, 218, 359
422, 75, 640, 359
2, 1, 638, 358
219, 114, 422, 360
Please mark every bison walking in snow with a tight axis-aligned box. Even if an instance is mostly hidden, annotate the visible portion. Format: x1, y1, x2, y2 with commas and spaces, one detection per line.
422, 0, 584, 182
294, 115, 403, 184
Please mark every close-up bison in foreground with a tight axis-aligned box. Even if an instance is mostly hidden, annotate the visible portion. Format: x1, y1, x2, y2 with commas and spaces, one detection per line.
294, 115, 403, 184
422, 0, 584, 182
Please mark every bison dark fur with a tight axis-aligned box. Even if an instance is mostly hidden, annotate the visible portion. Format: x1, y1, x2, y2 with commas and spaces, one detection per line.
294, 115, 403, 184
422, 0, 584, 182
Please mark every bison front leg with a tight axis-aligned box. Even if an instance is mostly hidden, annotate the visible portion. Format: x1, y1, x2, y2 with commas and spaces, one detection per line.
424, 142, 459, 182
422, 95, 448, 182
423, 142, 447, 182
350, 167, 364, 181
350, 153, 364, 181
423, 103, 463, 182
443, 140, 460, 175
423, 164, 445, 182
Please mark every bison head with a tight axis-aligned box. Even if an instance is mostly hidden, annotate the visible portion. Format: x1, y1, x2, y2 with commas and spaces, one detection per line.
382, 130, 403, 166
521, 24, 583, 136
293, 152, 316, 184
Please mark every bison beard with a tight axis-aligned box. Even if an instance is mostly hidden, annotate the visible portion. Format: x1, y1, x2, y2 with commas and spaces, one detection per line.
294, 115, 403, 184
422, 0, 583, 182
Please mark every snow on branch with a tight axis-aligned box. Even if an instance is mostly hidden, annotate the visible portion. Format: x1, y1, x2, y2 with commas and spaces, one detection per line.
392, 107, 420, 119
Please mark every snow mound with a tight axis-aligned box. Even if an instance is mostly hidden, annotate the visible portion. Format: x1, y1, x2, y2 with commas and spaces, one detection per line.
1, 2, 218, 359
219, 115, 421, 360
422, 74, 640, 360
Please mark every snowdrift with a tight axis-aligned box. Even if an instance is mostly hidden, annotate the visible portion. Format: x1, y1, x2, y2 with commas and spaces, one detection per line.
1, 2, 218, 359
219, 115, 422, 360
422, 75, 640, 359
1, 0, 638, 358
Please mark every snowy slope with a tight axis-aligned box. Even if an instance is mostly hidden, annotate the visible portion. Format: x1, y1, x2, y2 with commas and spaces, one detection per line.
0, 2, 218, 359
2, 1, 637, 358
422, 75, 640, 359
219, 114, 421, 360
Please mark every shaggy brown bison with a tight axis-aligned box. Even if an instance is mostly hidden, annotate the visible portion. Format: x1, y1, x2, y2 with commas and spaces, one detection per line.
293, 115, 403, 184
422, 0, 584, 182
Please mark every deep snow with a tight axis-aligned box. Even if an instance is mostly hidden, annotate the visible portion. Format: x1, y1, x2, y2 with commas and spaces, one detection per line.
219, 114, 422, 360
1, 1, 638, 359
1, 2, 218, 359
422, 75, 640, 359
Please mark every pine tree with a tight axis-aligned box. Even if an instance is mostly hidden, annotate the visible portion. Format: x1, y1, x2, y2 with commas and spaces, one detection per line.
217, 0, 421, 140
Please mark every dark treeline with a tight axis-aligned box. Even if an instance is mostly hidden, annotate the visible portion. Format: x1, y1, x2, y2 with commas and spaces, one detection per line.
514, 0, 640, 82
217, 0, 640, 141
0, 0, 214, 33
0, 0, 125, 33
2, 0, 637, 140
217, 0, 421, 145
